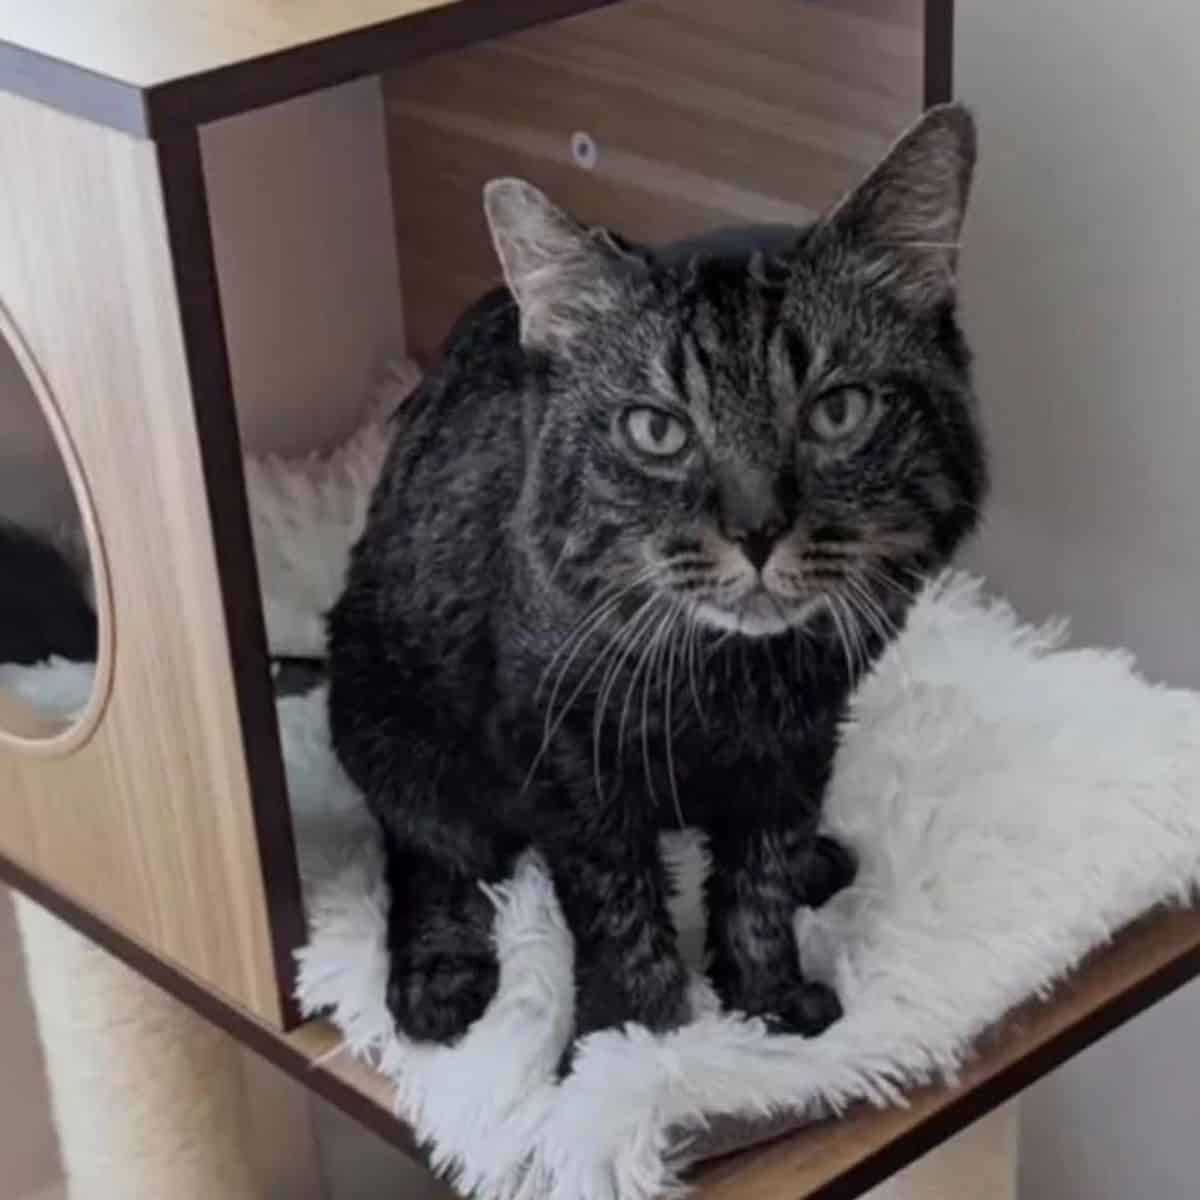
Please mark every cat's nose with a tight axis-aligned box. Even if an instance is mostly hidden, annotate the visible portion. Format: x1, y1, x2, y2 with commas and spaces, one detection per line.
736, 526, 782, 571
716, 466, 793, 569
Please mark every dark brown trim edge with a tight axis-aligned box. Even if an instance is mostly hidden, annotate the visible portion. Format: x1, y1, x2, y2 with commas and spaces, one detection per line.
1, 0, 625, 140
778, 917, 1200, 1200
0, 849, 418, 1155
155, 129, 308, 1030
924, 0, 955, 106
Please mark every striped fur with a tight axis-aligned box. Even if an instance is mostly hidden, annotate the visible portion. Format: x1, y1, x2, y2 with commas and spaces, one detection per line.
328, 105, 986, 1052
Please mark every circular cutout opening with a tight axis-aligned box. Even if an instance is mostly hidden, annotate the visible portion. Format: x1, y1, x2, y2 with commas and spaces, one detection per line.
0, 301, 113, 756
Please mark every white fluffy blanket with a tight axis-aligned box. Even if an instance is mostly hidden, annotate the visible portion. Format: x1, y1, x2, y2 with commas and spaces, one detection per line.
8, 364, 1200, 1200
288, 579, 1200, 1200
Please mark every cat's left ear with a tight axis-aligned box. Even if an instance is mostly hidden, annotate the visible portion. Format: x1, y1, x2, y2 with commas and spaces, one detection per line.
484, 178, 631, 354
826, 103, 976, 310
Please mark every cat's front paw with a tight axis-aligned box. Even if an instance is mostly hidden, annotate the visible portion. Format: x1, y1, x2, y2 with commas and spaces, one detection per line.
386, 945, 499, 1044
793, 834, 857, 909
714, 963, 844, 1039
559, 956, 691, 1077
575, 954, 691, 1039
762, 980, 843, 1037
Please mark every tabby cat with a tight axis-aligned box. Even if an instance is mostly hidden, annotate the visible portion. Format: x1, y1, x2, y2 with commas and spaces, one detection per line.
328, 104, 986, 1048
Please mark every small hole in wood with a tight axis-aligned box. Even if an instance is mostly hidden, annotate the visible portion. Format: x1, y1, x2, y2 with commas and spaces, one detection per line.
570, 130, 599, 171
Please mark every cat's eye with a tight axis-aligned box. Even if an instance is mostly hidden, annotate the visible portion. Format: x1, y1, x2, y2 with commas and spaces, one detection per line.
623, 407, 691, 459
807, 386, 873, 442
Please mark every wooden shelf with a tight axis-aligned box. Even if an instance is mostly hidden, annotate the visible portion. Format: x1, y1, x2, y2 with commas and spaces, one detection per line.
0, 0, 624, 138
691, 906, 1200, 1198
241, 906, 1200, 1197
11, 829, 1200, 1197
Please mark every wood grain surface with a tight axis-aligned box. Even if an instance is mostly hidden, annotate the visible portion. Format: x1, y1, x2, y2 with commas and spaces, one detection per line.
0, 90, 290, 1023
385, 0, 925, 359
0, 0, 627, 137
0, 0, 461, 88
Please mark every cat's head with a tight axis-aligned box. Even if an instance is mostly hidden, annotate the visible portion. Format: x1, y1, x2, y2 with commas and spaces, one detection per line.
485, 104, 986, 639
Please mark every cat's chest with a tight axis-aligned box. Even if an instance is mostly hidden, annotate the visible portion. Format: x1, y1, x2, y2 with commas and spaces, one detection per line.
495, 608, 854, 810
603, 697, 826, 832
503, 632, 809, 740
509, 636, 842, 795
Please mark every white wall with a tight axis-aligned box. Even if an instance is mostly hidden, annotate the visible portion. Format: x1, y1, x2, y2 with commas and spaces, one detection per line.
956, 2, 1200, 1196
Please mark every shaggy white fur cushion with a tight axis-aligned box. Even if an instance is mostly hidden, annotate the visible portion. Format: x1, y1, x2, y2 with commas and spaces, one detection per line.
9, 362, 1200, 1200
290, 577, 1200, 1200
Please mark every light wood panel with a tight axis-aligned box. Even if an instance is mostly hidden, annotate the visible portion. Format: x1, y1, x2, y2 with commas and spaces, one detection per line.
385, 0, 925, 358
0, 0, 629, 138
202, 78, 405, 460
0, 89, 287, 1022
0, 0, 462, 88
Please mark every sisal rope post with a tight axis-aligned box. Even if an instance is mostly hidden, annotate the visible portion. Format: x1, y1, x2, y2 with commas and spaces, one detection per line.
14, 896, 264, 1200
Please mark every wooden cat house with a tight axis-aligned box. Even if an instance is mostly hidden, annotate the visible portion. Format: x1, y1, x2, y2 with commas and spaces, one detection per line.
1, 3, 1197, 1197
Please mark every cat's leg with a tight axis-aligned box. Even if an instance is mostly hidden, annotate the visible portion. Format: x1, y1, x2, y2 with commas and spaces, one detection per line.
332, 683, 524, 1044
381, 834, 506, 1044
367, 742, 524, 1045
787, 833, 857, 909
704, 817, 843, 1037
545, 825, 690, 1044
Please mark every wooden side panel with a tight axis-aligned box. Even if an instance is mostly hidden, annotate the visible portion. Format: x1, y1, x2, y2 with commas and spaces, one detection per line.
384, 0, 925, 358
0, 90, 288, 1024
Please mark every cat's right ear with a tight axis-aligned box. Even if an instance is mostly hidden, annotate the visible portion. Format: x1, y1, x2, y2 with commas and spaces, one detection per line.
484, 179, 626, 354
